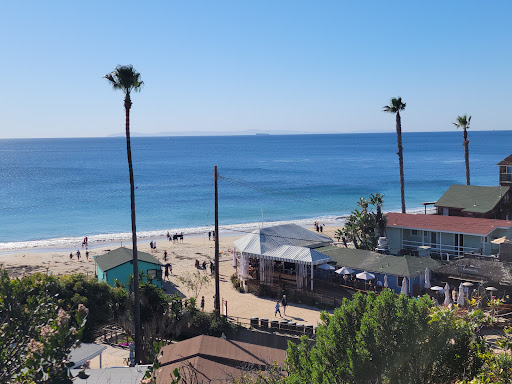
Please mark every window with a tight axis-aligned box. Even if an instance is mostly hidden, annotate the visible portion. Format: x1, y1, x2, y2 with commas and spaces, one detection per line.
411, 230, 419, 236
507, 166, 512, 174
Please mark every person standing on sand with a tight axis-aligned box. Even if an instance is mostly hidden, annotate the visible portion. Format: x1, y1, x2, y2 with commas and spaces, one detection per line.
69, 252, 73, 260
281, 295, 288, 315
165, 264, 169, 280
208, 231, 211, 241
275, 301, 282, 317
201, 296, 205, 311
164, 251, 168, 262
86, 251, 89, 261
76, 250, 80, 260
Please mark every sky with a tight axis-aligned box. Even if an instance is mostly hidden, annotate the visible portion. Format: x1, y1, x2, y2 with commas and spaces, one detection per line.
1, 1, 511, 138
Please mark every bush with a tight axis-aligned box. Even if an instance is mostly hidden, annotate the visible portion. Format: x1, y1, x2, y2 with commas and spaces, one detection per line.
191, 312, 233, 337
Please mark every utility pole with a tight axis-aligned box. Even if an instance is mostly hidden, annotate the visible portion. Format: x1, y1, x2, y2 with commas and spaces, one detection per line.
214, 166, 220, 314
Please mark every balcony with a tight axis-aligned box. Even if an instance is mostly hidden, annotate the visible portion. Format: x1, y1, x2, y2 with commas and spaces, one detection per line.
402, 240, 480, 258
500, 173, 512, 183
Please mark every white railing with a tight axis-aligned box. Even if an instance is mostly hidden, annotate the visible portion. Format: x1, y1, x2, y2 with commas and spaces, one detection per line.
402, 240, 481, 256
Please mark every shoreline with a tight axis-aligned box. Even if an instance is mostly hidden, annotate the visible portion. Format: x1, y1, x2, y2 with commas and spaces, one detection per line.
0, 206, 434, 253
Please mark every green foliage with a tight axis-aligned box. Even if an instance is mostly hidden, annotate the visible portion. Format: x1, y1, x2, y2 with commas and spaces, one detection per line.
285, 290, 486, 384
191, 312, 233, 337
343, 193, 385, 250
0, 269, 89, 383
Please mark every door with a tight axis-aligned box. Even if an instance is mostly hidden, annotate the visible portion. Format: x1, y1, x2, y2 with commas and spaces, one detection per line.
443, 208, 449, 216
454, 234, 464, 255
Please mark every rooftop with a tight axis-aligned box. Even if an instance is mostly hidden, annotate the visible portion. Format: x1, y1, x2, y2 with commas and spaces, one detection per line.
155, 335, 285, 384
233, 223, 332, 256
385, 213, 512, 236
94, 247, 161, 272
498, 154, 512, 166
434, 185, 509, 214
434, 258, 512, 286
316, 246, 441, 278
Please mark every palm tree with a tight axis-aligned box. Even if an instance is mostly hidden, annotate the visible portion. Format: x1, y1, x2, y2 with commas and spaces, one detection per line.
453, 114, 472, 185
104, 65, 143, 364
370, 192, 385, 237
383, 97, 406, 213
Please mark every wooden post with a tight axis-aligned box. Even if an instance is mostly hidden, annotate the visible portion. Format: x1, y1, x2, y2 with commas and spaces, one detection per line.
214, 166, 220, 313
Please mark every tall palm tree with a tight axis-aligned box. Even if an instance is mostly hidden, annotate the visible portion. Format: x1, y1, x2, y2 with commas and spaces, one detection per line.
383, 97, 406, 213
453, 114, 472, 185
104, 65, 143, 363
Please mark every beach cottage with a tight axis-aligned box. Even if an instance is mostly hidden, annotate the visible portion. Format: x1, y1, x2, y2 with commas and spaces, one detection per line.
385, 213, 512, 259
316, 246, 441, 296
233, 224, 333, 291
94, 247, 163, 288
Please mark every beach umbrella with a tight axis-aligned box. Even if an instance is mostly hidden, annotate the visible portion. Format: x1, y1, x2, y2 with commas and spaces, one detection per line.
424, 268, 431, 289
457, 282, 465, 306
401, 277, 408, 296
384, 275, 388, 288
356, 271, 375, 280
335, 266, 354, 275
430, 286, 443, 292
443, 283, 451, 306
486, 286, 498, 291
462, 282, 474, 287
318, 264, 336, 271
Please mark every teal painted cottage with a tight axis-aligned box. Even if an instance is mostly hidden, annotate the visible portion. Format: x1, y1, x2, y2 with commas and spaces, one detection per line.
94, 247, 163, 288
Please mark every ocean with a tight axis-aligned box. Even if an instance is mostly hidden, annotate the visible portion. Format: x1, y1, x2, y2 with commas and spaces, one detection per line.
0, 131, 510, 251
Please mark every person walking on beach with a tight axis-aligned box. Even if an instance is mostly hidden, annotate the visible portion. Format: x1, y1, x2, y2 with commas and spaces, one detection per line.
164, 251, 168, 262
165, 264, 169, 280
201, 296, 205, 311
210, 261, 214, 275
275, 301, 282, 318
169, 263, 173, 275
281, 295, 288, 316
86, 251, 89, 261
69, 252, 73, 260
208, 231, 211, 241
76, 250, 80, 260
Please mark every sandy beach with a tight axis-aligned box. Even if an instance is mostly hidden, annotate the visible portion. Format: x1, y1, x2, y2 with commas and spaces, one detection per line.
0, 225, 342, 330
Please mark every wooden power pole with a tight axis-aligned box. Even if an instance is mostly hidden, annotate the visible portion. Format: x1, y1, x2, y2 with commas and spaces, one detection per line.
214, 165, 220, 314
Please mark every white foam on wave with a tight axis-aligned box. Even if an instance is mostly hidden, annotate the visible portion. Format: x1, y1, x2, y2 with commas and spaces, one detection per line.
0, 206, 431, 252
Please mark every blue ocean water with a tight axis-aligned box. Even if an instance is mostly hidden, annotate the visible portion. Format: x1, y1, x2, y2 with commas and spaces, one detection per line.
0, 131, 510, 249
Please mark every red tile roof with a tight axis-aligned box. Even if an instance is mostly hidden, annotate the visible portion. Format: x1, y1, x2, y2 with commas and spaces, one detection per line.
385, 213, 512, 235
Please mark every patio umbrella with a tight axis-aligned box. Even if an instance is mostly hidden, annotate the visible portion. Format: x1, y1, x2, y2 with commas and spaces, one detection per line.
401, 277, 408, 296
486, 286, 498, 291
462, 282, 474, 287
424, 268, 431, 289
384, 275, 388, 288
443, 283, 451, 306
457, 282, 465, 306
430, 286, 443, 292
335, 266, 354, 275
318, 264, 335, 271
356, 271, 375, 280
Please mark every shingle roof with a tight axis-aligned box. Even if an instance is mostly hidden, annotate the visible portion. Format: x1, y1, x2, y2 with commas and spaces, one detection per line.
94, 247, 161, 272
316, 246, 441, 278
385, 213, 512, 236
498, 154, 512, 166
155, 335, 285, 384
434, 258, 512, 286
434, 185, 509, 213
233, 224, 332, 255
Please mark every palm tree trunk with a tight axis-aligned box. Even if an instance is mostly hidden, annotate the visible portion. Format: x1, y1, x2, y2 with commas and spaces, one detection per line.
463, 128, 470, 185
396, 112, 406, 213
124, 92, 142, 364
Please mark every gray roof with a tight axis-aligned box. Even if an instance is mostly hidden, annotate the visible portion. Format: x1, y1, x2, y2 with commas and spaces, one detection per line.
69, 343, 107, 369
316, 246, 441, 278
233, 224, 332, 255
434, 258, 512, 286
71, 366, 150, 384
435, 185, 509, 214
260, 245, 332, 265
94, 247, 161, 272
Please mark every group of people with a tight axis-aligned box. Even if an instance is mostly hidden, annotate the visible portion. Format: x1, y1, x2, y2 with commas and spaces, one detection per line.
81, 236, 89, 248
167, 231, 184, 243
208, 231, 216, 241
314, 222, 324, 233
274, 295, 288, 317
69, 249, 89, 261
195, 259, 215, 274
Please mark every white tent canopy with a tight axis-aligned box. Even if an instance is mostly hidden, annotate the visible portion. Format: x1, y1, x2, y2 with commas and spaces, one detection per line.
356, 271, 375, 280
336, 267, 355, 275
233, 223, 332, 256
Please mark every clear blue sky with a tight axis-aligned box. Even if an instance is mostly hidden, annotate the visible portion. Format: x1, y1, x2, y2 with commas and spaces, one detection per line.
1, 1, 511, 138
